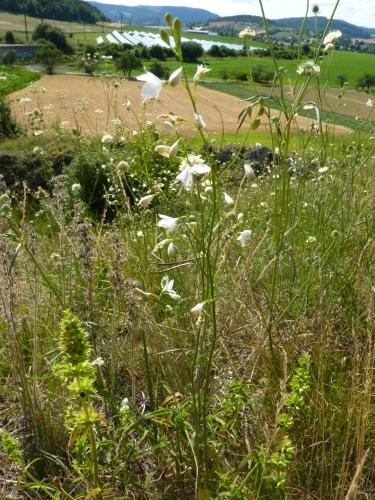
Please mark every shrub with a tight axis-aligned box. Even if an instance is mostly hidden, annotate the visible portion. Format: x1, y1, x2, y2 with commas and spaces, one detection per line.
336, 74, 347, 87
5, 31, 16, 44
36, 43, 63, 75
149, 44, 166, 61
0, 96, 22, 139
180, 41, 204, 62
356, 73, 375, 92
0, 49, 17, 67
252, 64, 274, 83
149, 61, 170, 79
32, 23, 74, 55
115, 51, 143, 78
231, 70, 248, 82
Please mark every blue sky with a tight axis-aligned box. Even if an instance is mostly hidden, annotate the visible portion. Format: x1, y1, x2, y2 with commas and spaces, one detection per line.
90, 0, 375, 30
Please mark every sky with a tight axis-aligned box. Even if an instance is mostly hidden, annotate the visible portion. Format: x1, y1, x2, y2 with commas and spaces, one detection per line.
91, 1, 375, 29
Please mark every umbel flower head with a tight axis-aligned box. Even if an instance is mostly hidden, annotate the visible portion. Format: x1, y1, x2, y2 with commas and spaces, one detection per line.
239, 27, 256, 39
323, 30, 342, 45
296, 61, 320, 77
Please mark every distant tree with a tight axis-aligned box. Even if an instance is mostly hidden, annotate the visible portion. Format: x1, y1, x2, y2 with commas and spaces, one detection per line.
149, 61, 170, 79
36, 43, 63, 75
32, 23, 73, 55
207, 45, 223, 58
5, 31, 16, 44
149, 44, 165, 61
1, 49, 17, 66
336, 74, 347, 87
302, 44, 310, 56
357, 74, 375, 92
181, 41, 204, 62
115, 51, 143, 79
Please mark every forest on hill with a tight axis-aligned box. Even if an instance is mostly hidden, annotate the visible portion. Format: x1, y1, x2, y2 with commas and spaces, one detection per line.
0, 0, 109, 24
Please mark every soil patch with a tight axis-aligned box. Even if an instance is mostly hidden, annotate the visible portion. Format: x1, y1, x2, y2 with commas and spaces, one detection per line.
8, 74, 351, 138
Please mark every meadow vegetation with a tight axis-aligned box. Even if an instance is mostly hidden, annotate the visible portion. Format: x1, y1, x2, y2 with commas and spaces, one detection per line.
1, 2, 375, 499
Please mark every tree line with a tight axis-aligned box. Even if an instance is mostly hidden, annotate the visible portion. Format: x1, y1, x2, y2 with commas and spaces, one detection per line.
0, 0, 108, 24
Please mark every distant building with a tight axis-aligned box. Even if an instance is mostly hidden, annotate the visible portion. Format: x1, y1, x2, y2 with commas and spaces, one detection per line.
0, 44, 43, 58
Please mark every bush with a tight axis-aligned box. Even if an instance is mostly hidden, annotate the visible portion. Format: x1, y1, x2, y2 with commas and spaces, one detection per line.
149, 61, 170, 79
5, 31, 16, 44
0, 49, 17, 67
0, 96, 22, 139
231, 71, 248, 82
252, 64, 274, 83
336, 74, 347, 87
36, 43, 63, 75
181, 41, 204, 62
84, 43, 97, 58
115, 51, 143, 78
32, 23, 74, 55
149, 44, 166, 61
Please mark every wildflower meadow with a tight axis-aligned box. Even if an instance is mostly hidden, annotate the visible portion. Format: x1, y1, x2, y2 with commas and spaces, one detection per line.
1, 1, 375, 498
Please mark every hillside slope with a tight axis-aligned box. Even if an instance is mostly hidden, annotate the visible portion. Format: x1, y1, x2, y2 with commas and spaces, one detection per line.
88, 2, 220, 24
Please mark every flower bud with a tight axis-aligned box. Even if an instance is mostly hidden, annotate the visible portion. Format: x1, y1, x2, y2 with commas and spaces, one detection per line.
165, 13, 173, 26
160, 28, 171, 46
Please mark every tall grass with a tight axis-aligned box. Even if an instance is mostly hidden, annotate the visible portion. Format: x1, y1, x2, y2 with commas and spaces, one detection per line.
1, 1, 375, 499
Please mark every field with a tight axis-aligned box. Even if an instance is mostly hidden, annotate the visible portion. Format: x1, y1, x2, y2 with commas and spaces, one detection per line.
2, 8, 375, 500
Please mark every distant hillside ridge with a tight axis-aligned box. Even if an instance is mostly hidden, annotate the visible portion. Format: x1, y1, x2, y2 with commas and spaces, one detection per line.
217, 15, 373, 39
88, 2, 220, 25
275, 17, 372, 39
0, 0, 109, 24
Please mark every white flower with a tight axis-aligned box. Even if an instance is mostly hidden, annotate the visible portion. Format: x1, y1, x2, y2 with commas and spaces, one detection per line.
195, 113, 208, 132
175, 163, 211, 191
158, 214, 178, 234
237, 230, 252, 247
101, 133, 113, 143
155, 139, 180, 159
33, 146, 43, 154
161, 276, 175, 293
237, 213, 244, 220
244, 163, 256, 179
224, 193, 234, 206
161, 276, 181, 301
154, 238, 171, 251
71, 183, 81, 194
167, 241, 176, 258
120, 397, 129, 411
124, 100, 131, 110
191, 302, 204, 314
136, 71, 166, 99
33, 130, 43, 136
366, 99, 374, 107
239, 27, 256, 39
205, 185, 213, 195
169, 67, 183, 87
296, 61, 320, 77
324, 43, 334, 52
92, 357, 104, 366
20, 97, 32, 105
323, 30, 342, 45
194, 64, 211, 83
95, 109, 103, 114
138, 194, 156, 208
164, 121, 175, 134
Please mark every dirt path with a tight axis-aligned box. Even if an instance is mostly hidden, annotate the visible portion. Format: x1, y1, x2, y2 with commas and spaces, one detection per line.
8, 74, 351, 138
